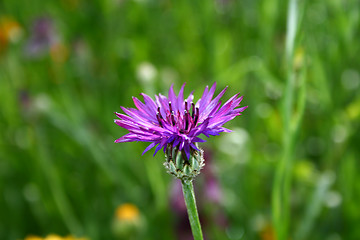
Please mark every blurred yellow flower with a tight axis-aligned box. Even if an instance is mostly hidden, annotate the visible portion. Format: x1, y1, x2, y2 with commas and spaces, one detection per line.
115, 203, 140, 222
62, 236, 88, 240
24, 234, 88, 240
24, 236, 43, 240
260, 224, 276, 240
0, 16, 22, 52
65, 237, 88, 240
50, 42, 69, 63
44, 234, 63, 240
113, 203, 145, 239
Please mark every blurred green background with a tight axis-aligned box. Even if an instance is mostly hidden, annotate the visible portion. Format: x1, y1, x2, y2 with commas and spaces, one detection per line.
1, 0, 359, 239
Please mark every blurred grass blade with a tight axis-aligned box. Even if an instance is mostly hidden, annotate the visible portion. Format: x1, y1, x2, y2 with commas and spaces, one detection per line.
34, 126, 83, 235
294, 172, 335, 240
285, 0, 298, 62
272, 0, 304, 240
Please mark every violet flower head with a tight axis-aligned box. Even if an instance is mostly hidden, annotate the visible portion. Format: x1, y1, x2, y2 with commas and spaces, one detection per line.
25, 17, 57, 57
114, 83, 247, 159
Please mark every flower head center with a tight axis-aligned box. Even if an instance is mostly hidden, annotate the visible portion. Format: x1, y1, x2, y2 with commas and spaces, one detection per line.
156, 100, 200, 133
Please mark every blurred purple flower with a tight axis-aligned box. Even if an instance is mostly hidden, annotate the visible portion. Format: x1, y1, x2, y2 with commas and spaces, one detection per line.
201, 148, 222, 205
18, 90, 31, 109
205, 177, 222, 204
25, 17, 58, 57
114, 82, 247, 159
170, 180, 187, 215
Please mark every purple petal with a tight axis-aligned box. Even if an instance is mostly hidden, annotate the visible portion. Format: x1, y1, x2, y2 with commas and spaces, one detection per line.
121, 107, 150, 122
173, 137, 180, 147
179, 140, 185, 150
203, 129, 221, 136
232, 105, 248, 114
192, 137, 206, 142
140, 93, 158, 114
190, 143, 200, 151
199, 82, 217, 111
189, 118, 210, 137
115, 133, 140, 143
155, 94, 169, 118
208, 114, 238, 128
200, 85, 209, 104
186, 91, 194, 103
196, 85, 209, 108
143, 142, 157, 155
153, 143, 164, 156
207, 86, 228, 109
177, 83, 186, 112
168, 84, 178, 112
215, 94, 241, 117
184, 143, 190, 160
132, 97, 157, 122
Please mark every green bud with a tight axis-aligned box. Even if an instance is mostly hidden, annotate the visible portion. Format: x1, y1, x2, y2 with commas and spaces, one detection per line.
163, 144, 205, 182
169, 160, 176, 173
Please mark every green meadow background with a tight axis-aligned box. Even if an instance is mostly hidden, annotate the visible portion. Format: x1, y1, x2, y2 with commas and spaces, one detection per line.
1, 0, 359, 239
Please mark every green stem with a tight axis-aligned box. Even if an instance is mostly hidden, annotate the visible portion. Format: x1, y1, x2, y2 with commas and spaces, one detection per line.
181, 180, 204, 240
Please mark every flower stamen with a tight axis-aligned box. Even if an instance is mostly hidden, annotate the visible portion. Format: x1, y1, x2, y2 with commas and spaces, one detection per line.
193, 107, 199, 126
191, 102, 195, 118
171, 111, 176, 126
156, 107, 164, 127
184, 110, 189, 131
156, 112, 163, 127
169, 101, 173, 112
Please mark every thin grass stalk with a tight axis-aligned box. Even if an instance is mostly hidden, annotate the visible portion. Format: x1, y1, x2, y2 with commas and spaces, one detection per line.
272, 0, 300, 239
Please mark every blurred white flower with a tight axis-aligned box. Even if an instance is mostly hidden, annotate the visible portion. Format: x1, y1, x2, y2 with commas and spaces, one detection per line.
331, 124, 348, 143
136, 62, 157, 84
324, 191, 342, 208
219, 127, 249, 163
34, 93, 52, 112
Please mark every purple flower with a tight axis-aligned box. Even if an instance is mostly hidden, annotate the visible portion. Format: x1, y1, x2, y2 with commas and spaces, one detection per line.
25, 17, 58, 58
114, 82, 247, 159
